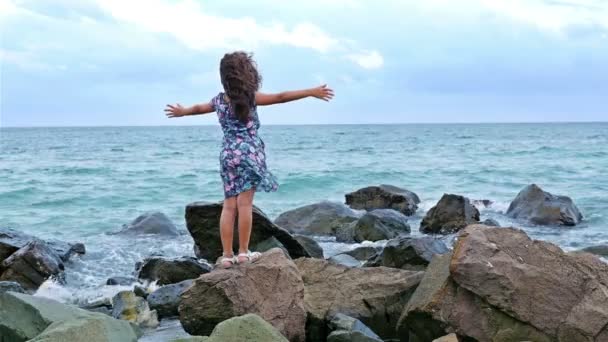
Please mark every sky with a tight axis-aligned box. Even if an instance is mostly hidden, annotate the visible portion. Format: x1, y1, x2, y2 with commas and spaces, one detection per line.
0, 0, 607, 127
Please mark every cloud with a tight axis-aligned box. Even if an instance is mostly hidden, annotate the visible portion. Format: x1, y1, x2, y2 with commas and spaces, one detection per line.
347, 50, 384, 69
95, 0, 337, 52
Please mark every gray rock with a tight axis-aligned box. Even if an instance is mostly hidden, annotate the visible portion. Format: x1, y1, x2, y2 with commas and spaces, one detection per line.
328, 254, 361, 268
0, 227, 84, 263
133, 285, 148, 299
0, 281, 25, 294
46, 240, 86, 262
327, 313, 383, 342
253, 236, 288, 255
293, 235, 324, 258
365, 236, 449, 271
353, 209, 410, 242
118, 212, 180, 236
111, 290, 159, 328
420, 194, 480, 235
580, 244, 608, 257
0, 240, 64, 291
148, 279, 193, 319
507, 184, 583, 226
106, 276, 137, 286
472, 199, 493, 208
274, 201, 361, 236
345, 184, 420, 216
0, 291, 138, 341
137, 256, 212, 285
342, 246, 382, 261
186, 202, 310, 261
204, 314, 288, 342
482, 218, 500, 227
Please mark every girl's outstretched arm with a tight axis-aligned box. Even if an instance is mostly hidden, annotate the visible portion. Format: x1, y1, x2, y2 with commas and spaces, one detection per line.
164, 103, 214, 118
255, 84, 334, 106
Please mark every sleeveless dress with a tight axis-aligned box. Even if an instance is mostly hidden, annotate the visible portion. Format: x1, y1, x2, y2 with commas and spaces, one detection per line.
210, 93, 279, 198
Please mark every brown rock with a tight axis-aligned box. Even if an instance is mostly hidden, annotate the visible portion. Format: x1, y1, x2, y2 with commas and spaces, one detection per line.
185, 202, 310, 261
432, 333, 459, 342
295, 257, 423, 341
0, 240, 64, 291
179, 249, 306, 342
420, 194, 479, 235
345, 185, 420, 216
451, 225, 608, 340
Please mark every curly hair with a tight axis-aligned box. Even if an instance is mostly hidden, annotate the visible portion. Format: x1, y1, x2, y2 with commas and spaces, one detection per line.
220, 51, 262, 123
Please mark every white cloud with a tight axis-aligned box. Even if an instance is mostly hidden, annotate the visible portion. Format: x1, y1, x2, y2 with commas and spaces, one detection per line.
95, 0, 337, 52
347, 50, 384, 69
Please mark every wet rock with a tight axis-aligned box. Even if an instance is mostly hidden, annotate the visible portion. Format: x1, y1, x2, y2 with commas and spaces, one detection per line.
0, 280, 25, 294
420, 194, 480, 235
506, 184, 583, 226
137, 256, 212, 285
117, 212, 180, 236
327, 313, 383, 342
481, 218, 500, 227
471, 199, 493, 208
353, 209, 410, 242
345, 185, 420, 216
179, 249, 305, 342
580, 244, 608, 257
328, 254, 361, 268
205, 314, 288, 342
0, 227, 84, 263
341, 246, 382, 262
294, 235, 324, 258
133, 285, 148, 299
111, 290, 159, 328
148, 279, 193, 319
0, 240, 64, 291
365, 236, 449, 271
186, 202, 310, 261
106, 276, 137, 286
253, 236, 288, 255
295, 257, 423, 341
0, 291, 138, 341
274, 201, 361, 236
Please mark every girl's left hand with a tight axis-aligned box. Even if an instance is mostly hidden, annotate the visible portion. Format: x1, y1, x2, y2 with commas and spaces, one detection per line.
165, 104, 186, 118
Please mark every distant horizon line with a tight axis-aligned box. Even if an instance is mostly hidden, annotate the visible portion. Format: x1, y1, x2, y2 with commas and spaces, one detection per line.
1, 120, 607, 129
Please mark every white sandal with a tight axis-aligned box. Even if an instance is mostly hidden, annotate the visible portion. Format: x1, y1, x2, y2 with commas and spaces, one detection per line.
237, 251, 262, 264
216, 255, 236, 269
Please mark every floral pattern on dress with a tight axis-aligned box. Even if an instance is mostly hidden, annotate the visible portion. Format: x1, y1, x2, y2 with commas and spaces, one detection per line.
211, 93, 279, 198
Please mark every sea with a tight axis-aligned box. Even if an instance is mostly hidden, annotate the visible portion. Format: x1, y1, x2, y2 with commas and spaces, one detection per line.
1, 123, 607, 339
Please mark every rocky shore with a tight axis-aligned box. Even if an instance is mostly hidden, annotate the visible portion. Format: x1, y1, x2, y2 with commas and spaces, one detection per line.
2, 183, 606, 342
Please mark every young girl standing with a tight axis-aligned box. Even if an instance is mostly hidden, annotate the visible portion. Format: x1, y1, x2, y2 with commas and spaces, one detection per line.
165, 51, 334, 268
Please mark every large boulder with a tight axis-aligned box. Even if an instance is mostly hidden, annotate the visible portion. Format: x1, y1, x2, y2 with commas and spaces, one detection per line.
186, 202, 310, 261
341, 246, 382, 262
274, 201, 361, 236
327, 313, 383, 342
179, 249, 306, 342
345, 185, 420, 216
506, 184, 583, 226
0, 228, 84, 263
28, 315, 138, 342
295, 257, 423, 341
399, 224, 608, 341
204, 314, 288, 342
148, 279, 193, 319
117, 212, 180, 236
0, 240, 64, 291
137, 256, 212, 285
365, 236, 449, 271
419, 194, 479, 235
0, 291, 138, 341
353, 209, 410, 243
111, 290, 158, 328
294, 235, 324, 258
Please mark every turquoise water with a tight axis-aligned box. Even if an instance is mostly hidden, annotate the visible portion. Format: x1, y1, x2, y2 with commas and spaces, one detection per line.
1, 123, 607, 304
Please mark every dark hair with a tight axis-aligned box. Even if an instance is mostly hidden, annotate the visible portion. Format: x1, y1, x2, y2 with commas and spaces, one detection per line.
220, 51, 262, 123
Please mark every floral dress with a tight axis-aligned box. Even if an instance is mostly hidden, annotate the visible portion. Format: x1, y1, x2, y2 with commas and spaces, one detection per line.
210, 93, 278, 198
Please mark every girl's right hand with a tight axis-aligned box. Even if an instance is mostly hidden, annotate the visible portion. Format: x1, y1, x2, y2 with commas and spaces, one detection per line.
310, 84, 335, 102
165, 103, 186, 118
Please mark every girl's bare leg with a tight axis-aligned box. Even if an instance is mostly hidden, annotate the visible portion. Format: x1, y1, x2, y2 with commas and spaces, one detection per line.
236, 188, 255, 262
219, 196, 237, 266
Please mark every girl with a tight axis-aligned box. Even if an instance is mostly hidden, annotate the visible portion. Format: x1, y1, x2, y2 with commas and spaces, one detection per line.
165, 51, 334, 268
